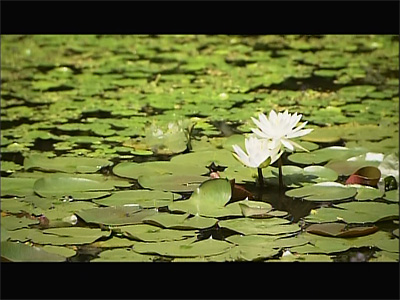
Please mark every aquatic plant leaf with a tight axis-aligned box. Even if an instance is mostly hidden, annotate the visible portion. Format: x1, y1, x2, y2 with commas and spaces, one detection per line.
91, 248, 156, 262
28, 227, 111, 245
76, 206, 156, 226
113, 161, 208, 180
345, 166, 381, 187
24, 154, 112, 173
138, 174, 208, 192
42, 245, 77, 258
119, 224, 197, 242
1, 241, 66, 262
305, 202, 398, 223
132, 237, 232, 257
219, 217, 295, 235
354, 186, 384, 201
306, 223, 378, 238
143, 213, 218, 230
33, 174, 115, 199
1, 177, 37, 197
288, 147, 367, 165
383, 189, 399, 203
168, 178, 232, 215
92, 236, 136, 248
285, 182, 357, 201
1, 215, 39, 231
93, 190, 180, 208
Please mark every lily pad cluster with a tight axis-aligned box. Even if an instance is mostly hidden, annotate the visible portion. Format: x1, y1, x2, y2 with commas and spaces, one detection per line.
1, 35, 399, 262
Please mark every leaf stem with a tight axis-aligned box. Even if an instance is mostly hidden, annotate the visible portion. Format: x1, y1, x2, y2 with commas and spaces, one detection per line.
278, 156, 283, 193
257, 167, 264, 189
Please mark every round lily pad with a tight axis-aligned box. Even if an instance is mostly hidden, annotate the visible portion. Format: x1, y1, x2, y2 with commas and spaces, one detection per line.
285, 182, 357, 201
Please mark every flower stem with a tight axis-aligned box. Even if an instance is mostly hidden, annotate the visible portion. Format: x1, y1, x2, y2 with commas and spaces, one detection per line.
257, 167, 264, 189
278, 156, 283, 193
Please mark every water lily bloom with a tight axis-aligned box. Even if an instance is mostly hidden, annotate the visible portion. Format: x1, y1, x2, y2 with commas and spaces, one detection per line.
232, 136, 283, 168
251, 110, 313, 152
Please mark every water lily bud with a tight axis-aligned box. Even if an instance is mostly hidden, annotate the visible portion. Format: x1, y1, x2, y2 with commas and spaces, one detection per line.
62, 214, 78, 225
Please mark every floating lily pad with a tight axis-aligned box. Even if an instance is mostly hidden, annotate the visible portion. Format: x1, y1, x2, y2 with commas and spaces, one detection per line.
138, 174, 208, 193
383, 189, 399, 202
1, 177, 37, 197
24, 154, 113, 173
143, 213, 218, 230
42, 245, 77, 258
91, 248, 156, 262
1, 215, 39, 231
288, 147, 367, 165
28, 227, 112, 245
132, 237, 232, 257
285, 182, 357, 201
306, 223, 378, 238
168, 178, 231, 216
33, 174, 115, 199
119, 224, 197, 242
219, 217, 296, 235
1, 241, 66, 262
305, 202, 398, 223
76, 206, 157, 226
93, 190, 180, 208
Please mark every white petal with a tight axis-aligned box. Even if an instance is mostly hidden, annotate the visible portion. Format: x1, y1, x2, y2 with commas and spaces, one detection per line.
232, 145, 251, 167
251, 127, 271, 139
286, 128, 314, 139
281, 138, 295, 151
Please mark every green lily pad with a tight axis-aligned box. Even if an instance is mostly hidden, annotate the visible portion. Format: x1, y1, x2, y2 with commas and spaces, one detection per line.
33, 174, 115, 199
353, 185, 384, 201
41, 245, 77, 258
285, 182, 357, 201
306, 223, 378, 238
119, 224, 197, 242
24, 154, 113, 173
1, 241, 66, 262
1, 215, 39, 231
138, 174, 208, 192
93, 190, 180, 208
168, 178, 231, 216
28, 227, 112, 245
112, 161, 208, 180
305, 202, 398, 223
91, 248, 157, 262
143, 213, 218, 230
219, 217, 296, 235
288, 146, 367, 165
1, 177, 37, 197
92, 236, 136, 248
132, 237, 232, 258
76, 206, 157, 226
383, 190, 399, 202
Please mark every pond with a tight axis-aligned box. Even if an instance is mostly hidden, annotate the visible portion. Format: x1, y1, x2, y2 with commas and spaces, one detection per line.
1, 34, 399, 262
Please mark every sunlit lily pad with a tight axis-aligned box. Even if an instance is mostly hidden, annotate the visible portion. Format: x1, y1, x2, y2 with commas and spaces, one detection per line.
91, 248, 157, 262
33, 174, 115, 199
305, 202, 398, 223
143, 213, 218, 230
93, 190, 180, 208
28, 227, 111, 246
132, 237, 232, 257
24, 154, 112, 173
76, 206, 157, 226
1, 241, 66, 262
138, 174, 207, 192
285, 182, 357, 201
1, 177, 37, 197
1, 215, 39, 231
383, 189, 399, 202
219, 217, 296, 235
306, 223, 378, 238
118, 224, 197, 242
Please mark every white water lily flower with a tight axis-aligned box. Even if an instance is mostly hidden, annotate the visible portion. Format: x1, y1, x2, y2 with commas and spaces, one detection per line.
251, 110, 313, 152
232, 136, 283, 168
